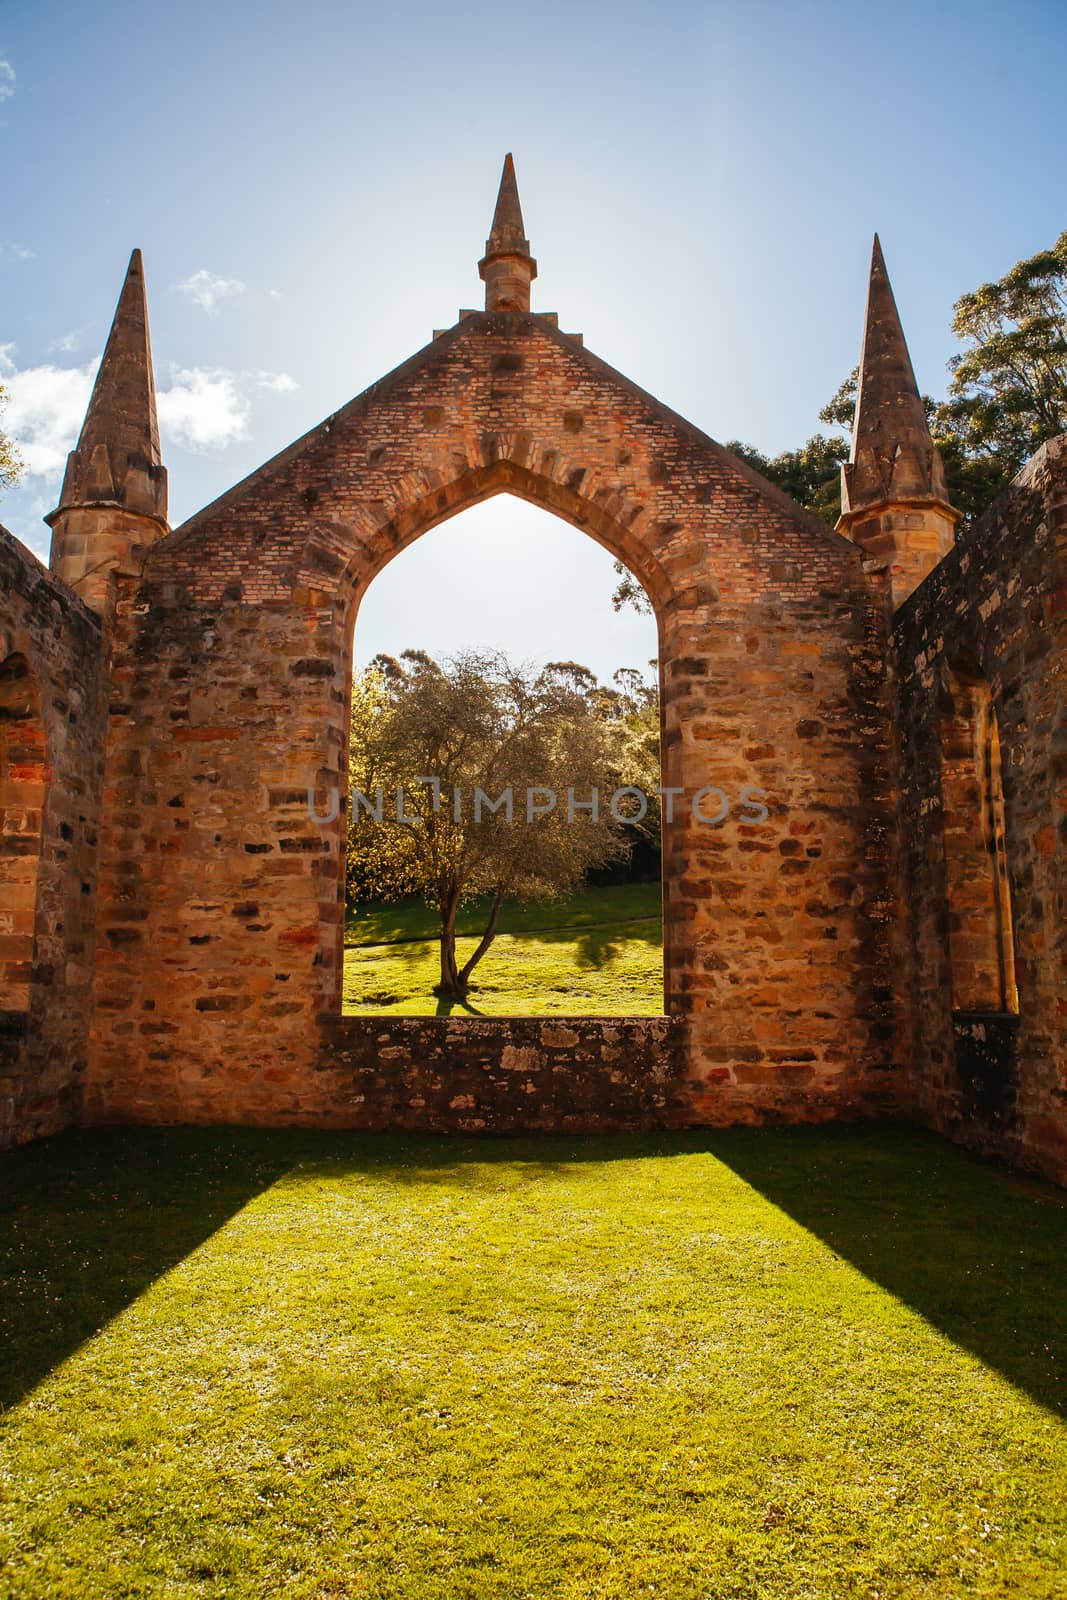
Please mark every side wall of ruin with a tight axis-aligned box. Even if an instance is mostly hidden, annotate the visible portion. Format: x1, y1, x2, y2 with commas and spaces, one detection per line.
892, 437, 1067, 1184
0, 530, 106, 1147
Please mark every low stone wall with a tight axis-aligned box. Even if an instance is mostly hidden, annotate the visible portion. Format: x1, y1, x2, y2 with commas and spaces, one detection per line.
85, 999, 910, 1134
304, 1015, 688, 1133
154, 1012, 897, 1134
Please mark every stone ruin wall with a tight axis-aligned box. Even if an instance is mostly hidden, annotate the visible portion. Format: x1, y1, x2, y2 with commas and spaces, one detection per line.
892, 437, 1067, 1185
1, 287, 1063, 1175
78, 312, 902, 1133
0, 531, 106, 1146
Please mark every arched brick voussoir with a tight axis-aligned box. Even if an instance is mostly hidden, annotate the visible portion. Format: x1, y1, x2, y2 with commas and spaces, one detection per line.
148, 313, 868, 612
335, 454, 675, 619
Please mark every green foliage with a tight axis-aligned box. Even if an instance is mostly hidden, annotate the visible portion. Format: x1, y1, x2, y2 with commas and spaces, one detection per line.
934, 230, 1067, 516
0, 385, 23, 496
929, 431, 1018, 525
2, 1126, 1066, 1597
725, 434, 849, 527
611, 230, 1067, 615
347, 649, 635, 996
819, 366, 860, 432
580, 663, 661, 861
346, 667, 424, 904
609, 562, 653, 614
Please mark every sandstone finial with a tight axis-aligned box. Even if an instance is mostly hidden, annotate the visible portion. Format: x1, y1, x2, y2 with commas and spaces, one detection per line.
479, 154, 538, 313
53, 249, 167, 523
837, 235, 960, 608
487, 153, 526, 252
842, 234, 949, 514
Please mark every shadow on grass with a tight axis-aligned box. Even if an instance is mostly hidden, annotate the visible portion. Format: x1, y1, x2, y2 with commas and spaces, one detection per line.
0, 1127, 297, 1413
2, 1123, 1064, 1422
434, 992, 486, 1016
703, 1124, 1067, 1420
575, 925, 639, 968
344, 887, 664, 952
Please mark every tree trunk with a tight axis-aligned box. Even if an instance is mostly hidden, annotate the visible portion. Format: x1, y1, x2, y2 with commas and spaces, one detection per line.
457, 883, 506, 991
438, 888, 462, 996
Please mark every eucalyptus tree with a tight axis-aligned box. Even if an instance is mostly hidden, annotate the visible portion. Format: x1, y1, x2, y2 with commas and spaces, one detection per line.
348, 649, 629, 999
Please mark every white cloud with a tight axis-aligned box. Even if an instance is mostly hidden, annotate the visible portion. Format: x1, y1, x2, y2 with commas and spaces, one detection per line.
0, 242, 35, 262
49, 331, 79, 354
177, 269, 246, 315
1, 347, 297, 481
157, 367, 250, 452
0, 60, 14, 103
2, 354, 98, 476
256, 370, 298, 393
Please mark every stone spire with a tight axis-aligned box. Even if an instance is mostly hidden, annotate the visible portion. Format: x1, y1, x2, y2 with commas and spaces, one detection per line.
837, 235, 960, 609
56, 249, 167, 521
479, 153, 538, 313
47, 250, 169, 613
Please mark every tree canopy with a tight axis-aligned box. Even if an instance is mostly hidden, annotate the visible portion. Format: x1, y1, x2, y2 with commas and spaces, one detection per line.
935, 231, 1067, 517
612, 229, 1067, 609
0, 385, 23, 497
347, 649, 652, 998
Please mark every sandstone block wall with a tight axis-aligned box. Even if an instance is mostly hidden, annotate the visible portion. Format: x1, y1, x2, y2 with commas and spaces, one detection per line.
891, 438, 1067, 1183
3, 309, 1064, 1167
317, 1017, 688, 1134
83, 311, 902, 1130
97, 1014, 689, 1133
0, 530, 106, 1146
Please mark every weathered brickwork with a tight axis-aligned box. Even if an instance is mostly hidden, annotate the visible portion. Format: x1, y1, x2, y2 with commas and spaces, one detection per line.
0, 530, 106, 1145
94, 1014, 689, 1133
76, 307, 901, 1132
891, 437, 1067, 1184
0, 650, 45, 1011
1, 162, 1063, 1175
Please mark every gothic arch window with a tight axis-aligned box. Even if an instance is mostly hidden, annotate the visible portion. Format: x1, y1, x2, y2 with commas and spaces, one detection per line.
939, 657, 1017, 1014
343, 493, 665, 1017
0, 652, 46, 1011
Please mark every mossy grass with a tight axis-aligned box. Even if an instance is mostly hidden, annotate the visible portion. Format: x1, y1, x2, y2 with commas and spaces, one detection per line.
1, 1125, 1066, 1597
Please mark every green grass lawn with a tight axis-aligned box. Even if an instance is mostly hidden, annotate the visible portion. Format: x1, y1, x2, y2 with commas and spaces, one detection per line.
343, 883, 663, 1015
1, 1125, 1065, 1598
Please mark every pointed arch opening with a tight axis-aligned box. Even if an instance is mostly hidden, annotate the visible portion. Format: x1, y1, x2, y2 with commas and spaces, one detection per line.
0, 652, 47, 1012
340, 492, 665, 1018
940, 657, 1017, 1015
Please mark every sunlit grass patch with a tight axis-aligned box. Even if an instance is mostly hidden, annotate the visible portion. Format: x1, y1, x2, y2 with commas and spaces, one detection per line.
343, 882, 663, 1015
1, 1126, 1065, 1597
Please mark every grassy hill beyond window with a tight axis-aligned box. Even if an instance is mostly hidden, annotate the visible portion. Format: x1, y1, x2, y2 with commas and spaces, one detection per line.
343, 883, 662, 1016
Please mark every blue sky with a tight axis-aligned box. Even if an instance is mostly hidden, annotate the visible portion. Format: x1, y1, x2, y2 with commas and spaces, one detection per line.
2, 0, 1064, 680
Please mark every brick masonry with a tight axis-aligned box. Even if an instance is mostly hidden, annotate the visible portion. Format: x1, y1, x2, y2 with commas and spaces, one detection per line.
0, 254, 1064, 1181
179, 1015, 692, 1134
891, 437, 1067, 1184
75, 310, 901, 1134
0, 530, 106, 1145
